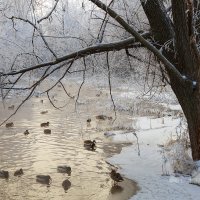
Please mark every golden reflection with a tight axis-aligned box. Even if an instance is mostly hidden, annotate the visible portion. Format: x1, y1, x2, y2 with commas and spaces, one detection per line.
0, 81, 138, 200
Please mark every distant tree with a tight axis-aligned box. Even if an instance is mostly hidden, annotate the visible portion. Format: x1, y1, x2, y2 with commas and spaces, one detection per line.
1, 0, 200, 161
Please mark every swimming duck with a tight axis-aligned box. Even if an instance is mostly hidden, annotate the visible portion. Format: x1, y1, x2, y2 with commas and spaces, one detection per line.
40, 122, 49, 127
96, 115, 107, 120
57, 166, 71, 175
14, 168, 23, 176
62, 179, 71, 192
87, 118, 91, 123
110, 169, 124, 185
5, 122, 14, 128
84, 140, 96, 145
44, 129, 51, 134
0, 170, 9, 179
24, 130, 30, 135
8, 105, 14, 110
84, 140, 96, 150
40, 111, 48, 114
36, 175, 52, 185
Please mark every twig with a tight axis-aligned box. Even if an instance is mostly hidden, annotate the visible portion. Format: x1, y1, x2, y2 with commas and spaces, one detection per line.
106, 52, 117, 122
9, 16, 57, 59
37, 0, 60, 23
75, 58, 86, 110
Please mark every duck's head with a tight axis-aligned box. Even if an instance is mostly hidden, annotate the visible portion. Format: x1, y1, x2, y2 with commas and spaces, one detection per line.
46, 175, 52, 184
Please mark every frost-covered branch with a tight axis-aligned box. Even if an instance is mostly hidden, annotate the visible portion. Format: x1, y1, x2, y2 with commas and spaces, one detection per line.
37, 0, 60, 24
8, 16, 57, 58
2, 34, 150, 76
89, 0, 193, 85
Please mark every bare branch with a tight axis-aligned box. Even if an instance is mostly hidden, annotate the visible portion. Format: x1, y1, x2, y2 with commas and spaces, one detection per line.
37, 0, 60, 24
75, 58, 86, 110
42, 60, 74, 94
89, 0, 192, 85
59, 81, 74, 99
3, 34, 150, 76
47, 91, 61, 110
9, 16, 57, 59
0, 84, 37, 126
106, 52, 117, 121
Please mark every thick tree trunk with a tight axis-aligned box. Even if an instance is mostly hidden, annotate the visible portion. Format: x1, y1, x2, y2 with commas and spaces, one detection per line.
142, 0, 200, 160
171, 0, 200, 160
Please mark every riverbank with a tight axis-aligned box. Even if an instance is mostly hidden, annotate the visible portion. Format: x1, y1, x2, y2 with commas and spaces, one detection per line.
108, 116, 200, 200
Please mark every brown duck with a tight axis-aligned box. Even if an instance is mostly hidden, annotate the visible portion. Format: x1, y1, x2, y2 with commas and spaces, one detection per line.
84, 140, 96, 150
14, 168, 23, 176
62, 179, 71, 192
110, 169, 124, 185
5, 122, 14, 128
8, 105, 14, 110
41, 122, 49, 127
87, 118, 91, 123
57, 166, 71, 176
40, 111, 48, 114
24, 130, 30, 135
96, 115, 107, 120
36, 175, 52, 185
0, 170, 9, 179
44, 129, 51, 134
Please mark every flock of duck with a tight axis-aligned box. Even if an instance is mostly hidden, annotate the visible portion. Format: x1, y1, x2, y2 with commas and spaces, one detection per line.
0, 165, 123, 193
2, 105, 123, 193
0, 166, 72, 192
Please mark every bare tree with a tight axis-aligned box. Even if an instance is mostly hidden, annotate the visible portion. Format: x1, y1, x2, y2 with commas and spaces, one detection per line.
1, 0, 200, 161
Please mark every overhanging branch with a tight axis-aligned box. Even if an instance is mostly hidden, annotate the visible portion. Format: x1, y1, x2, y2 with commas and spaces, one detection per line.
2, 34, 150, 76
89, 0, 192, 85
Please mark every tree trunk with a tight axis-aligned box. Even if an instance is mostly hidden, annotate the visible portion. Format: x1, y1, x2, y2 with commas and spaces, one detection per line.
142, 0, 200, 160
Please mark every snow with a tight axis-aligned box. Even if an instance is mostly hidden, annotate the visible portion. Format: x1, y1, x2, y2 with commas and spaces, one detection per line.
107, 116, 200, 200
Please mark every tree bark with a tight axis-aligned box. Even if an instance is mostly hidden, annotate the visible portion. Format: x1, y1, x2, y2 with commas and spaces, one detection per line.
142, 0, 200, 160
171, 0, 200, 161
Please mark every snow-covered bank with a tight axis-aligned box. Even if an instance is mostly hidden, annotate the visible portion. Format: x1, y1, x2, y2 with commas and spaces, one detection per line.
108, 117, 200, 200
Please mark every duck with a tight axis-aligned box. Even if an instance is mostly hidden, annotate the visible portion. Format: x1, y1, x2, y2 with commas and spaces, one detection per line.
84, 140, 96, 145
96, 115, 107, 120
36, 175, 52, 185
62, 179, 71, 192
96, 91, 102, 97
40, 111, 48, 114
87, 118, 91, 123
14, 168, 23, 176
0, 170, 9, 179
5, 122, 14, 128
110, 169, 124, 185
40, 122, 49, 127
24, 130, 30, 135
57, 166, 71, 175
44, 129, 51, 134
8, 105, 14, 110
84, 140, 96, 150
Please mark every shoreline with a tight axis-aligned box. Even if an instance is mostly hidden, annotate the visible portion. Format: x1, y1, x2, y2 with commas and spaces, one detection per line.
107, 117, 200, 200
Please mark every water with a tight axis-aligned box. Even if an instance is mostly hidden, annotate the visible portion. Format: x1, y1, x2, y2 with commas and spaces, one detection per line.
0, 81, 139, 200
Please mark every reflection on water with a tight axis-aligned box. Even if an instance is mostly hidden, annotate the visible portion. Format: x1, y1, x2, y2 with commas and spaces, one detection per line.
0, 82, 139, 200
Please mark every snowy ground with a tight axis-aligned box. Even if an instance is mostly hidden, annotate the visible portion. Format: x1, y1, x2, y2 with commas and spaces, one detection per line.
107, 116, 200, 200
